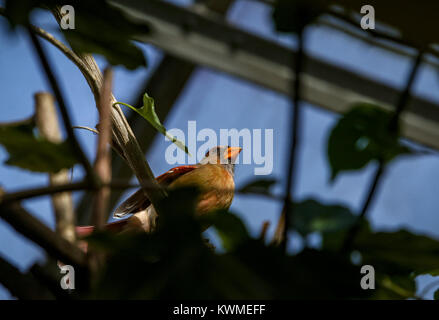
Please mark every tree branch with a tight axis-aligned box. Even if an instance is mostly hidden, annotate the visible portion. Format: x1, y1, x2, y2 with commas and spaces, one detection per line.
0, 200, 87, 268
0, 255, 54, 300
34, 92, 76, 243
50, 7, 167, 216
92, 68, 113, 229
27, 28, 96, 185
0, 180, 149, 205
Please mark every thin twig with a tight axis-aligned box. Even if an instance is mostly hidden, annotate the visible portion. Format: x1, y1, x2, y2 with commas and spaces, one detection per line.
34, 92, 76, 243
92, 68, 113, 229
259, 221, 270, 242
73, 126, 99, 135
277, 28, 305, 252
0, 179, 248, 207
29, 24, 92, 84
27, 27, 96, 185
0, 180, 146, 205
341, 51, 425, 253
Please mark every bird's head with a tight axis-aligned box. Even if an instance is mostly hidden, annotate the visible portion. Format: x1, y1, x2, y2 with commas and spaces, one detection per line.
199, 145, 242, 175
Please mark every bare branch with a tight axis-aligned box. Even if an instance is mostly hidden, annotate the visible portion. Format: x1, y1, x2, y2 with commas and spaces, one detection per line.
27, 28, 96, 185
34, 92, 76, 243
50, 7, 167, 216
259, 221, 270, 242
0, 200, 87, 268
29, 24, 92, 85
92, 68, 113, 229
0, 180, 158, 205
0, 255, 54, 300
271, 208, 286, 246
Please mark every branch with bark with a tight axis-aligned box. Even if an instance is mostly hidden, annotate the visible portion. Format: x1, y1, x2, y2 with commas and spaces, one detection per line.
34, 92, 76, 243
50, 7, 167, 216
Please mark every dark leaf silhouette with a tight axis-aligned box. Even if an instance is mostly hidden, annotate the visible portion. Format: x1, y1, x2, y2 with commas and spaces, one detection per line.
238, 178, 277, 196
4, 0, 149, 69
291, 199, 356, 237
328, 103, 412, 180
0, 120, 78, 173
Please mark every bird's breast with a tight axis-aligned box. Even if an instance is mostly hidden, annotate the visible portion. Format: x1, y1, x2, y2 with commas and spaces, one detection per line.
168, 164, 235, 216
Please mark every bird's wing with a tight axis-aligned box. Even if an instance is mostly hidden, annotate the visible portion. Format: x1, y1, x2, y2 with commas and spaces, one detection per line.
113, 165, 198, 219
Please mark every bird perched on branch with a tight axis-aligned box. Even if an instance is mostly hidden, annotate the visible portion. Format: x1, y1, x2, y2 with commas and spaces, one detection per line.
76, 146, 242, 238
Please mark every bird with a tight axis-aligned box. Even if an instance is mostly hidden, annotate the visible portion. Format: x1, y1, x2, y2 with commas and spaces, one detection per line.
76, 146, 242, 238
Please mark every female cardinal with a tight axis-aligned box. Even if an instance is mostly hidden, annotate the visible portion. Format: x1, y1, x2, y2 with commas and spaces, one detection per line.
76, 146, 242, 238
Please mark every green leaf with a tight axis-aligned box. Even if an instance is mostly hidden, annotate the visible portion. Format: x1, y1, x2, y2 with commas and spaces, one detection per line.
115, 94, 190, 155
0, 120, 78, 173
434, 288, 439, 300
291, 199, 357, 237
205, 211, 250, 252
327, 103, 412, 180
238, 178, 277, 196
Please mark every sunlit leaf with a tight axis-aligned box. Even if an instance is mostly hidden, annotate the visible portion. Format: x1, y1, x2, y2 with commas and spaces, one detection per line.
115, 94, 190, 155
0, 120, 78, 173
327, 103, 412, 180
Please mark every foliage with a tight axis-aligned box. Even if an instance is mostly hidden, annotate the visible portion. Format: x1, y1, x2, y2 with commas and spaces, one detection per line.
70, 186, 439, 300
291, 199, 356, 237
327, 103, 412, 180
0, 119, 78, 173
238, 178, 277, 196
82, 188, 368, 299
4, 0, 148, 69
114, 94, 190, 155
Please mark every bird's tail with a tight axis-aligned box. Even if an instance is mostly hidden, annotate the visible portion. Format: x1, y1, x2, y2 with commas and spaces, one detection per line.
75, 219, 130, 238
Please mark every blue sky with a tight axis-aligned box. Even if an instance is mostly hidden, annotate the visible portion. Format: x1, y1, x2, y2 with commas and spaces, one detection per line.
1, 0, 439, 299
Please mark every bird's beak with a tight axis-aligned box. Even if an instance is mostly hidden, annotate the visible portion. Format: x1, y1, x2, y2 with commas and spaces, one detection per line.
225, 147, 242, 162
